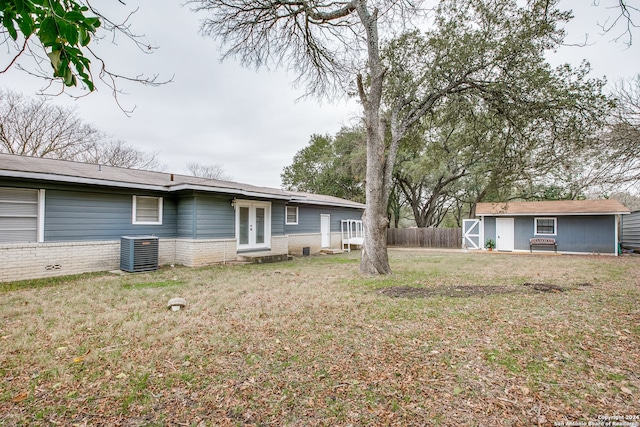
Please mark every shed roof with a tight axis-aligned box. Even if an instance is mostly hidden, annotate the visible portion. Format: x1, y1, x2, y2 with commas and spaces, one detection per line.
0, 154, 365, 209
476, 199, 630, 216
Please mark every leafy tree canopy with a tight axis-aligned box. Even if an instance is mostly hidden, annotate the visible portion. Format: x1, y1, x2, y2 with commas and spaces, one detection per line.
281, 127, 366, 203
1, 0, 101, 89
1, 1, 166, 102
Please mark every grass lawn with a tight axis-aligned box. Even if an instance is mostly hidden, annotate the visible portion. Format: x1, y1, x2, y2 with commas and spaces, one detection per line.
1, 249, 639, 426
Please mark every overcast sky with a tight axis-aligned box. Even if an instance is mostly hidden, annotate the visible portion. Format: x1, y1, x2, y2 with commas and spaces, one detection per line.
4, 1, 639, 188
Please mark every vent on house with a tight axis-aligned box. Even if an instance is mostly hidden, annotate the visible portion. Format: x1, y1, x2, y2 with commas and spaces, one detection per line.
120, 236, 159, 272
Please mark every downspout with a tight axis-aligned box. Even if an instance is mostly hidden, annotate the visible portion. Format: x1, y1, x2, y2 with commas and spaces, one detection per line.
37, 189, 45, 243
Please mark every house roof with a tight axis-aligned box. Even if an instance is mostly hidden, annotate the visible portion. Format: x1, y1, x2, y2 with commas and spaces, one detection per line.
0, 154, 365, 209
476, 200, 630, 216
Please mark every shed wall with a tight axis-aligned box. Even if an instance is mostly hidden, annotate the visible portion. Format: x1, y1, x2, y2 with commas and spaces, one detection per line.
622, 211, 640, 249
555, 215, 614, 253
483, 217, 496, 247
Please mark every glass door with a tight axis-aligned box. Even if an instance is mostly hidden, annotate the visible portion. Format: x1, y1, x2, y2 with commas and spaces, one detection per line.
236, 201, 271, 251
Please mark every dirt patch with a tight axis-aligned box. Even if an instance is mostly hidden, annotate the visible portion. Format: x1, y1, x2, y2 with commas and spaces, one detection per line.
378, 285, 517, 298
522, 282, 566, 292
378, 282, 592, 298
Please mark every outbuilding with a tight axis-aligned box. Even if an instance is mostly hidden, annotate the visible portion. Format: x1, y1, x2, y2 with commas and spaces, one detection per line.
463, 200, 630, 255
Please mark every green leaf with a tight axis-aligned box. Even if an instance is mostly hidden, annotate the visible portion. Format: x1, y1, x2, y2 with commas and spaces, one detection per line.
13, 0, 28, 14
64, 11, 84, 22
63, 65, 75, 86
52, 2, 64, 16
3, 11, 18, 40
38, 16, 59, 45
83, 77, 94, 91
56, 19, 67, 40
83, 16, 100, 31
64, 23, 77, 45
78, 26, 90, 46
17, 12, 34, 36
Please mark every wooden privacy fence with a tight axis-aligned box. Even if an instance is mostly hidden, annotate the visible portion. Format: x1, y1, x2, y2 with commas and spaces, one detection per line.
387, 227, 462, 248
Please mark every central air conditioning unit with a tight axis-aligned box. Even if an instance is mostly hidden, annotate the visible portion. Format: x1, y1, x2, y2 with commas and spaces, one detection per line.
120, 236, 159, 272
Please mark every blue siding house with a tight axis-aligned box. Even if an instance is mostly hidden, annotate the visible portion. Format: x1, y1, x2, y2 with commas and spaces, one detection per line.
0, 154, 364, 281
474, 200, 630, 255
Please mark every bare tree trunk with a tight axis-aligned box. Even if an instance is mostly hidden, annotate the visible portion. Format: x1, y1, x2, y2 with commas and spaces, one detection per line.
356, 3, 392, 275
360, 135, 392, 274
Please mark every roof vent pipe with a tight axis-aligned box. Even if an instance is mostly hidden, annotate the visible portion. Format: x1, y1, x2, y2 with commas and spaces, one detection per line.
170, 173, 174, 181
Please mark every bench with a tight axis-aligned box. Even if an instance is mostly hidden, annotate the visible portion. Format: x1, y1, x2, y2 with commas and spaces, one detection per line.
529, 237, 557, 253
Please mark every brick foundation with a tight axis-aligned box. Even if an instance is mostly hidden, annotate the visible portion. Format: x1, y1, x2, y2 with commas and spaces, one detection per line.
1, 235, 295, 282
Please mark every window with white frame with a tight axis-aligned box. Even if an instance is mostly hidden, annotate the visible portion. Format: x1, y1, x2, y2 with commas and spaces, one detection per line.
0, 187, 42, 243
286, 206, 298, 225
132, 196, 163, 225
534, 217, 557, 236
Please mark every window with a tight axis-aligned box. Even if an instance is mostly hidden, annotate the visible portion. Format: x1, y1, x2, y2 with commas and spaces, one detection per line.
535, 217, 557, 236
286, 206, 298, 225
133, 196, 163, 225
0, 187, 42, 243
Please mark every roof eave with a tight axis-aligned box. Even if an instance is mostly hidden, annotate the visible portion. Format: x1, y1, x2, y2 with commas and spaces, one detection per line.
478, 211, 630, 216
288, 198, 366, 209
1, 170, 366, 207
168, 184, 292, 201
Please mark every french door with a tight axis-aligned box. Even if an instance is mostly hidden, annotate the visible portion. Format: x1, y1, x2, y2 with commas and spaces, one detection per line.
236, 201, 271, 251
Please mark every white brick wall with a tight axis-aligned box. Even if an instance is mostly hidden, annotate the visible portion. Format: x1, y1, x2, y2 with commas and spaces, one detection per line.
159, 239, 176, 266
287, 232, 342, 255
174, 239, 238, 267
271, 235, 289, 255
0, 239, 227, 281
288, 233, 321, 255
0, 241, 121, 282
330, 232, 342, 249
1, 234, 296, 282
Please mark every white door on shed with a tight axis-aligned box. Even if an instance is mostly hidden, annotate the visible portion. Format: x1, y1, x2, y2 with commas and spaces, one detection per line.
321, 214, 331, 248
496, 217, 514, 251
462, 219, 482, 249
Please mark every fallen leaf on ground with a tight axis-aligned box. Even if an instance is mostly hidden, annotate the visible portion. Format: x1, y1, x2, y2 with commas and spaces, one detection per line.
73, 349, 91, 363
10, 392, 28, 403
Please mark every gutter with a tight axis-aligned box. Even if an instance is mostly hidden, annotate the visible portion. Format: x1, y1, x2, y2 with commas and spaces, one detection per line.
0, 170, 169, 192
168, 183, 292, 201
288, 198, 366, 209
1, 170, 364, 208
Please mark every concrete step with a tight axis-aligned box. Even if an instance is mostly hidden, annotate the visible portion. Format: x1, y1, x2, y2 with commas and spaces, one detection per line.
320, 248, 345, 255
237, 252, 291, 264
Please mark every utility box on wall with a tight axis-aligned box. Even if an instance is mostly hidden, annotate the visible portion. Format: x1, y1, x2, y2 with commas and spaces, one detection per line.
120, 236, 159, 272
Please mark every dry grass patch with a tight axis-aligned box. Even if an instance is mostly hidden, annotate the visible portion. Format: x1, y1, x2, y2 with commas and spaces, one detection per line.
1, 250, 638, 426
